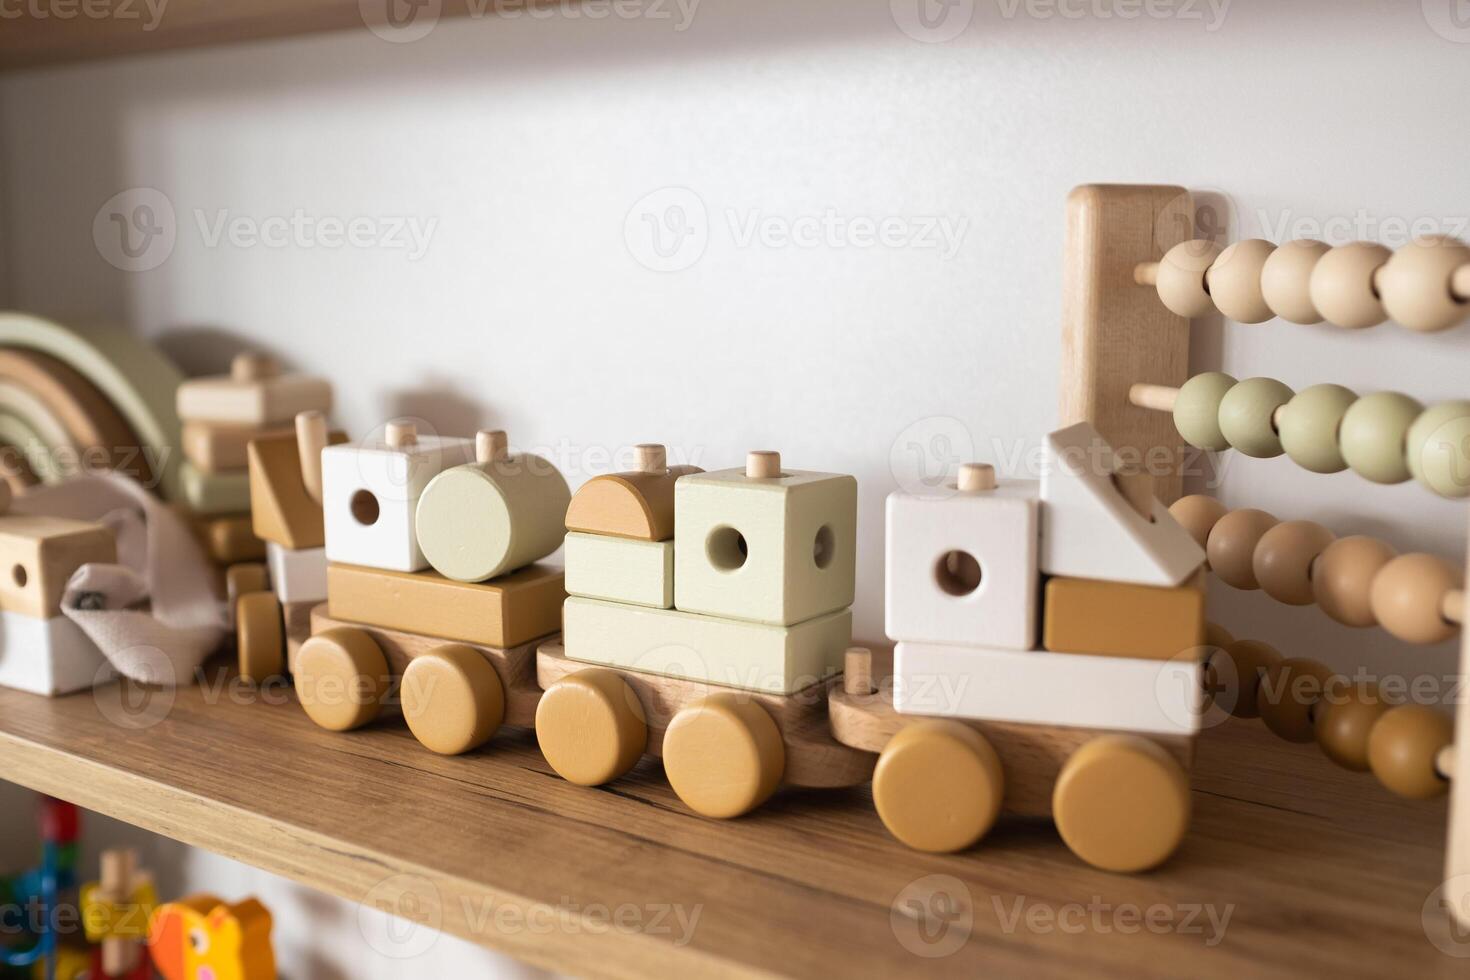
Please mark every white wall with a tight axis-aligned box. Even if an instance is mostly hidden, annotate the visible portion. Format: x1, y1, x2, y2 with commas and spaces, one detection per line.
1, 0, 1467, 974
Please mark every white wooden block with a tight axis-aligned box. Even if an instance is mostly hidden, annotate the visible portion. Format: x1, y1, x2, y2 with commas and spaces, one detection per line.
0, 611, 111, 695
885, 479, 1039, 650
267, 541, 328, 605
564, 532, 673, 608
321, 434, 474, 572
1039, 422, 1204, 586
563, 595, 850, 694
893, 640, 1201, 736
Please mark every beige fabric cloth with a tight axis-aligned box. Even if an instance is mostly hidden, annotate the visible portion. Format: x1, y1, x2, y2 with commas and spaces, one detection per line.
13, 471, 226, 685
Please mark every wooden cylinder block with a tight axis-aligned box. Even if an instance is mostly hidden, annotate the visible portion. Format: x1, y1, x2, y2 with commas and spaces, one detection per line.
1376, 236, 1470, 332
1259, 239, 1330, 324
1370, 553, 1462, 645
1309, 242, 1391, 329
634, 443, 667, 474
1172, 372, 1236, 451
1368, 704, 1453, 799
401, 644, 505, 755
535, 668, 648, 786
1253, 520, 1335, 606
1168, 494, 1227, 553
873, 720, 1003, 853
1155, 239, 1223, 318
1207, 239, 1276, 323
1277, 383, 1357, 474
957, 462, 996, 492
663, 694, 785, 819
1339, 392, 1423, 484
236, 591, 284, 683
1051, 735, 1190, 873
1312, 535, 1397, 627
1218, 377, 1293, 458
1206, 508, 1278, 590
294, 627, 391, 732
746, 451, 782, 479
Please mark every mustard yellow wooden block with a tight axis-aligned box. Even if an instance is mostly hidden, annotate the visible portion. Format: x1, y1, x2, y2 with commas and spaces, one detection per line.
564, 531, 673, 608
0, 514, 115, 619
1042, 575, 1205, 660
176, 352, 330, 427
562, 595, 850, 694
247, 427, 347, 550
563, 453, 702, 541
327, 561, 564, 649
196, 513, 265, 564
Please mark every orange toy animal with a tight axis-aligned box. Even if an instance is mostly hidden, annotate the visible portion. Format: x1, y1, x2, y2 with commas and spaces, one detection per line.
147, 894, 276, 980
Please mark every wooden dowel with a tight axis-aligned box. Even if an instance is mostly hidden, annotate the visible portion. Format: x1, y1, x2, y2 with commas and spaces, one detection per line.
1453, 265, 1470, 303
1134, 261, 1160, 287
294, 410, 327, 505
843, 647, 874, 696
1128, 382, 1179, 413
1438, 744, 1457, 781
1445, 589, 1465, 626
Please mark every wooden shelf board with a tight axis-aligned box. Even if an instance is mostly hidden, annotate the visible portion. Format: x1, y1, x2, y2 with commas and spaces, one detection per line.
0, 667, 1457, 978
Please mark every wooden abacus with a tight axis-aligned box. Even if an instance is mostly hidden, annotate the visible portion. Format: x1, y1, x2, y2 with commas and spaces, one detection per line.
1061, 184, 1470, 928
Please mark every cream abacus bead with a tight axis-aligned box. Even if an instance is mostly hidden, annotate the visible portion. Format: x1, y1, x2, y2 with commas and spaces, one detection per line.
1206, 508, 1278, 590
1312, 535, 1397, 627
1218, 377, 1293, 458
1309, 242, 1392, 329
1370, 552, 1462, 645
1168, 494, 1228, 552
1376, 236, 1470, 332
1172, 372, 1236, 451
1277, 383, 1356, 474
1339, 391, 1423, 484
1257, 657, 1334, 743
1259, 239, 1331, 324
1155, 240, 1224, 318
1252, 520, 1335, 606
1206, 239, 1276, 323
1406, 400, 1470, 499
1314, 683, 1389, 771
1367, 704, 1453, 799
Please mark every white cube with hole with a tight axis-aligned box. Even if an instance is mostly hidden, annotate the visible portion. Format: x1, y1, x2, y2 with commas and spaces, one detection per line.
321, 430, 475, 573
884, 477, 1039, 650
673, 458, 857, 627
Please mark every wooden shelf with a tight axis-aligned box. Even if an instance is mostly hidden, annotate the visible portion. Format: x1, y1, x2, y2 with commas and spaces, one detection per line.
0, 668, 1458, 978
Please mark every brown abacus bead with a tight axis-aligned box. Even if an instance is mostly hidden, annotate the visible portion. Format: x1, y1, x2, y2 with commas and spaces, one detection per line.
1309, 241, 1392, 329
1204, 621, 1234, 650
1206, 239, 1277, 323
1206, 508, 1278, 590
1257, 658, 1334, 743
1312, 535, 1397, 628
1168, 494, 1228, 553
1367, 704, 1453, 799
1208, 639, 1283, 719
1314, 683, 1389, 771
1252, 520, 1335, 606
1155, 240, 1224, 318
1369, 552, 1463, 645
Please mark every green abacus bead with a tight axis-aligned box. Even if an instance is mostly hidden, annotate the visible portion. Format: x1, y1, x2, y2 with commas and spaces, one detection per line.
1406, 400, 1470, 498
1218, 377, 1293, 458
1339, 391, 1423, 484
1172, 372, 1236, 451
1277, 383, 1357, 473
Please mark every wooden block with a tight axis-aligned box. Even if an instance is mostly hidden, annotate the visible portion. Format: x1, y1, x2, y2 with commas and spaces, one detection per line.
1058, 183, 1192, 504
674, 463, 857, 626
266, 542, 327, 605
564, 464, 703, 541
321, 433, 474, 572
885, 479, 1039, 650
183, 420, 290, 473
195, 513, 265, 564
180, 461, 251, 516
893, 640, 1201, 736
563, 596, 851, 695
283, 598, 315, 673
327, 561, 563, 649
564, 532, 672, 608
248, 428, 347, 550
1042, 575, 1205, 660
176, 358, 331, 426
147, 894, 275, 980
0, 514, 116, 618
1039, 422, 1204, 587
0, 610, 111, 694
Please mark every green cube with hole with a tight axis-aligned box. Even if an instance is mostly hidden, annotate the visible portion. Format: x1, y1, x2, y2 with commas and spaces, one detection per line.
673, 463, 857, 627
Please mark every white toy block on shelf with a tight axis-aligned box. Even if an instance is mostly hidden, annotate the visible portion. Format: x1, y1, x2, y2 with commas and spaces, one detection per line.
1039, 422, 1204, 587
320, 429, 474, 573
885, 478, 1039, 650
893, 640, 1201, 736
266, 541, 328, 605
0, 612, 112, 695
564, 532, 673, 608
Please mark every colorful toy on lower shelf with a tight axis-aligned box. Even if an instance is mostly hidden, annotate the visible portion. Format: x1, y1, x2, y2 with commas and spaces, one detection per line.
147, 894, 275, 980
80, 849, 156, 979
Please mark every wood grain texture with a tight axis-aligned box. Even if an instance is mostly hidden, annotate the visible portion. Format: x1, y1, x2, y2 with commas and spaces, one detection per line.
1446, 517, 1470, 929
1059, 185, 1193, 503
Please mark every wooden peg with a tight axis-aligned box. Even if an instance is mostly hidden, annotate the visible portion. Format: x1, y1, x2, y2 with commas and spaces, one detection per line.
1444, 588, 1465, 625
956, 462, 996, 492
1128, 383, 1179, 413
635, 443, 667, 474
746, 450, 781, 479
99, 847, 141, 976
844, 646, 874, 696
1133, 262, 1160, 286
1438, 744, 1458, 780
385, 419, 418, 450
230, 352, 279, 383
294, 410, 327, 505
476, 429, 508, 464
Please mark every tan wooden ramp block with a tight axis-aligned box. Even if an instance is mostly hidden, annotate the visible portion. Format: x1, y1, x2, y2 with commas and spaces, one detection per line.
564, 532, 672, 608
0, 515, 116, 619
327, 562, 564, 649
562, 596, 851, 694
1042, 575, 1205, 661
248, 428, 348, 550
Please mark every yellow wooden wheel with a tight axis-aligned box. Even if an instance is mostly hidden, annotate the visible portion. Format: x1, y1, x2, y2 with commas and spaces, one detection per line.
1052, 735, 1190, 872
294, 627, 391, 732
235, 591, 284, 683
663, 694, 784, 818
535, 668, 647, 785
401, 644, 505, 755
872, 720, 1003, 853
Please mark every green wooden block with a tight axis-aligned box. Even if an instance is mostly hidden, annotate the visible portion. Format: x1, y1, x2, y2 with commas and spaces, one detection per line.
180, 460, 251, 515
564, 532, 673, 608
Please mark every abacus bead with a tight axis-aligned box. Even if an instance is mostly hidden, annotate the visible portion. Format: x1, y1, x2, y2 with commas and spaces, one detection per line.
1204, 621, 1234, 650
1312, 535, 1397, 627
1206, 239, 1276, 323
1217, 377, 1293, 458
1376, 236, 1470, 333
1168, 494, 1228, 552
1172, 372, 1236, 451
1155, 239, 1224, 318
1206, 508, 1278, 590
1370, 552, 1462, 645
1309, 242, 1391, 329
1213, 639, 1283, 719
1252, 520, 1335, 606
1406, 400, 1470, 498
1259, 239, 1330, 324
1339, 391, 1423, 484
1367, 704, 1452, 799
1314, 685, 1389, 771
1277, 383, 1357, 474
1258, 657, 1334, 743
